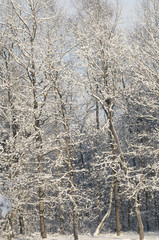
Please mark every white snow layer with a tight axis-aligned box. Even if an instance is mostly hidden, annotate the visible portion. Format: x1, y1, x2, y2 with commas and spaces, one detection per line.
12, 231, 159, 240
0, 195, 11, 218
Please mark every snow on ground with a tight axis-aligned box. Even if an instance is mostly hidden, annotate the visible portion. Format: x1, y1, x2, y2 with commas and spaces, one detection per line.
12, 231, 159, 240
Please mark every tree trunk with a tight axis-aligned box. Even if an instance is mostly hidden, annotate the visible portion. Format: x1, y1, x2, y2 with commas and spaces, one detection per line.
109, 112, 120, 236
34, 99, 47, 240
107, 104, 144, 240
134, 196, 144, 240
57, 167, 65, 235
72, 195, 79, 240
120, 193, 125, 232
145, 192, 149, 231
7, 216, 13, 240
114, 180, 121, 236
128, 200, 131, 231
96, 91, 100, 130
94, 94, 101, 223
19, 216, 25, 235
94, 181, 114, 236
39, 185, 47, 238
55, 107, 65, 235
29, 36, 47, 238
67, 160, 79, 240
58, 90, 79, 240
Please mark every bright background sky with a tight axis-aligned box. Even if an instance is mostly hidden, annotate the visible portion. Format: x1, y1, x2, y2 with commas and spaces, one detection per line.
117, 0, 138, 27
58, 0, 139, 27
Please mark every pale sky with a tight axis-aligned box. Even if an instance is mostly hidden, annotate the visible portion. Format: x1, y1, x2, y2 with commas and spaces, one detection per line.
117, 0, 138, 27
58, 0, 138, 27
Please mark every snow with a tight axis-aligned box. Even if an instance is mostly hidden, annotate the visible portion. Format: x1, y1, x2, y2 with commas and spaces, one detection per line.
0, 195, 11, 218
13, 232, 159, 240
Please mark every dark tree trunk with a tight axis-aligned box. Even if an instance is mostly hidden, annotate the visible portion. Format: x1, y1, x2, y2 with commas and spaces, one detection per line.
114, 180, 121, 236
120, 187, 125, 232
128, 200, 131, 231
19, 216, 25, 235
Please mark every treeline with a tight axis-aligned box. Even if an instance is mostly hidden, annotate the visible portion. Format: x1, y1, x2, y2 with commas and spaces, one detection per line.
0, 1, 158, 240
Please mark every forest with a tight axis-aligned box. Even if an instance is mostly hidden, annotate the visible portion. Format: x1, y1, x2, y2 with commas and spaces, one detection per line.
0, 0, 158, 240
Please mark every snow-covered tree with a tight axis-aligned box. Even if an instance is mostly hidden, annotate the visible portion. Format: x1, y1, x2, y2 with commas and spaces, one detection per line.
121, 0, 159, 233
72, 0, 128, 236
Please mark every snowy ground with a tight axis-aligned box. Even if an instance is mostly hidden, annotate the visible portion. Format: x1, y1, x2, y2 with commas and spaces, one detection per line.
12, 231, 159, 240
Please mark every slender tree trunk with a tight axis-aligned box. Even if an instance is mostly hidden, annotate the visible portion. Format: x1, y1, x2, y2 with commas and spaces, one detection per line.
38, 155, 47, 238
7, 215, 13, 240
94, 94, 101, 223
128, 200, 131, 231
109, 111, 120, 236
96, 90, 100, 130
114, 179, 120, 236
55, 104, 65, 235
107, 104, 144, 240
33, 105, 47, 239
112, 167, 121, 236
39, 184, 47, 238
39, 200, 47, 238
58, 90, 79, 240
7, 91, 13, 240
19, 215, 25, 235
57, 167, 65, 235
134, 195, 144, 240
66, 151, 79, 240
145, 192, 149, 231
94, 181, 114, 236
72, 193, 79, 240
120, 192, 125, 232
30, 40, 47, 238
